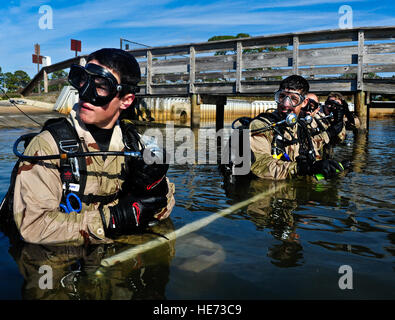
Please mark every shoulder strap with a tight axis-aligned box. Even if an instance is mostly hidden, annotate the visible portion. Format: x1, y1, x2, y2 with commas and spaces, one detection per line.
42, 117, 88, 202
120, 119, 142, 151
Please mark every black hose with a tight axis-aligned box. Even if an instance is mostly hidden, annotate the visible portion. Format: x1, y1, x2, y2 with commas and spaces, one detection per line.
13, 133, 141, 161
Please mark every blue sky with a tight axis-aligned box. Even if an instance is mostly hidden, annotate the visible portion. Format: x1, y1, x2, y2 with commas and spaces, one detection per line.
1, 0, 394, 77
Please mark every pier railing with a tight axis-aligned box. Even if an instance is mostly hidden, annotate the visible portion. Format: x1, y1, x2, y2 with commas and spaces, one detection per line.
21, 26, 395, 129
22, 26, 395, 97
128, 26, 395, 96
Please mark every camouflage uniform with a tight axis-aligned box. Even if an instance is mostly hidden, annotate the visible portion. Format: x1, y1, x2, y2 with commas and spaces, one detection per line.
13, 105, 175, 245
249, 113, 329, 180
312, 107, 346, 159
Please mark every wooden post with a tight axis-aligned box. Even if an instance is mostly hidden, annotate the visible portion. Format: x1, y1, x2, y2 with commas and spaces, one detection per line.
357, 31, 365, 91
293, 35, 299, 75
43, 68, 48, 93
354, 91, 367, 131
189, 46, 196, 94
146, 50, 152, 95
356, 30, 367, 131
190, 94, 200, 129
236, 41, 242, 93
215, 96, 226, 133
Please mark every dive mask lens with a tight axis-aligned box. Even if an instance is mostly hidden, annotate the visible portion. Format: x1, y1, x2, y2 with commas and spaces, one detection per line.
309, 99, 320, 111
275, 90, 304, 107
93, 76, 112, 97
68, 65, 88, 89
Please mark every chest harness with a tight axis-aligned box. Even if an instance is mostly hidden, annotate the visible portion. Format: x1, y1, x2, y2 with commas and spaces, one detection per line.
1, 117, 142, 216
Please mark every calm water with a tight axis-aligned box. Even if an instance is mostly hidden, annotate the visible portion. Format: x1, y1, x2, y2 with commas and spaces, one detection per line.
0, 119, 394, 300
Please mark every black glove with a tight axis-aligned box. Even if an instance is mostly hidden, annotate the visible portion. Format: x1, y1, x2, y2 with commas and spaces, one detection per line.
123, 150, 169, 197
326, 102, 345, 139
332, 102, 345, 124
310, 159, 344, 179
296, 155, 311, 176
106, 194, 168, 237
297, 157, 344, 179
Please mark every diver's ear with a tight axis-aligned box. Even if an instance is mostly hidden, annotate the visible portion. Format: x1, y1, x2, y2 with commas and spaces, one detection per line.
120, 94, 135, 110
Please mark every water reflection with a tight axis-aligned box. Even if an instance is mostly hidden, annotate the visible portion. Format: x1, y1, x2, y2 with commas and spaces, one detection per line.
0, 119, 394, 299
3, 219, 175, 300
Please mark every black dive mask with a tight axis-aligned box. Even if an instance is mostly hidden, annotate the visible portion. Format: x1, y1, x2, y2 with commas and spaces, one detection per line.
323, 99, 342, 115
68, 63, 135, 106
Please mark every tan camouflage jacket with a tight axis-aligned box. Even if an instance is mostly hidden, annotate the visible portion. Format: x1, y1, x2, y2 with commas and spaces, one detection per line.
249, 114, 330, 180
13, 105, 175, 245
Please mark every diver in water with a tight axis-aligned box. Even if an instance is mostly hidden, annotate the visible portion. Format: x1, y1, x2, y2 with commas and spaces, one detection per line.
248, 75, 344, 180
1, 48, 175, 244
321, 92, 360, 158
300, 93, 331, 161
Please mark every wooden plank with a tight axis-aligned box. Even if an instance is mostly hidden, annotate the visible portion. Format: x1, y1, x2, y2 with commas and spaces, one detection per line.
189, 46, 196, 93
151, 57, 188, 66
44, 55, 88, 73
236, 41, 242, 93
150, 84, 189, 95
152, 64, 188, 74
364, 53, 395, 64
298, 29, 358, 44
364, 64, 395, 73
364, 28, 395, 41
293, 35, 299, 75
366, 43, 395, 54
195, 54, 236, 71
357, 31, 364, 90
309, 80, 356, 92
298, 46, 358, 66
243, 50, 292, 68
298, 65, 357, 76
195, 82, 235, 94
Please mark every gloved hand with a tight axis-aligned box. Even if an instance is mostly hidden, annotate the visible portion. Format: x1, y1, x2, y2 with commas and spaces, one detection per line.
296, 155, 311, 176
332, 102, 345, 124
106, 194, 168, 237
297, 157, 344, 179
310, 159, 344, 179
326, 102, 345, 139
123, 149, 169, 197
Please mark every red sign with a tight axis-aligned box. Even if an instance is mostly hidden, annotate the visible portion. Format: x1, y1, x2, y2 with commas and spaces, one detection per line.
32, 54, 43, 64
71, 39, 81, 52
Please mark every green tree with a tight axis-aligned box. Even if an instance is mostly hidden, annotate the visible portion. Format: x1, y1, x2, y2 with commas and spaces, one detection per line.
0, 67, 3, 88
208, 33, 252, 55
4, 70, 31, 92
51, 69, 67, 80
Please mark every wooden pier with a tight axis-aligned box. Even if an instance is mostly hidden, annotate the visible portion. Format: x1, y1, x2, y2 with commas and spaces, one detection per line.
21, 26, 395, 130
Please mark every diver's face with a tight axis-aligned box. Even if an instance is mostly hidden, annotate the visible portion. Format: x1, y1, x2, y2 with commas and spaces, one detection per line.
276, 89, 308, 117
78, 59, 125, 129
